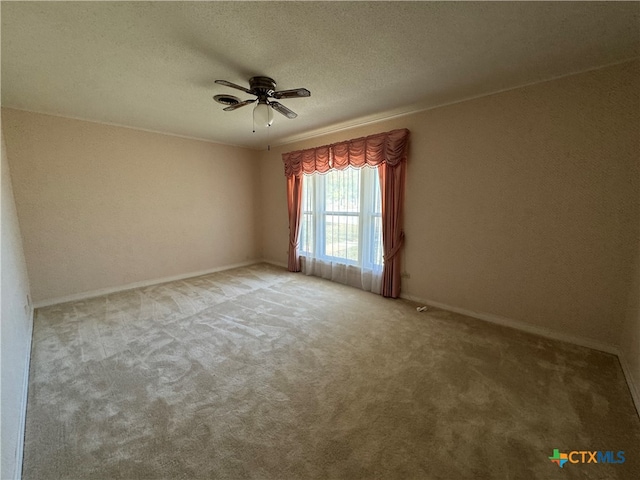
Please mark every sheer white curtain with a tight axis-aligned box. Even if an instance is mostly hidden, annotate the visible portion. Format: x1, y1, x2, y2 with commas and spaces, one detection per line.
299, 166, 383, 294
300, 258, 382, 294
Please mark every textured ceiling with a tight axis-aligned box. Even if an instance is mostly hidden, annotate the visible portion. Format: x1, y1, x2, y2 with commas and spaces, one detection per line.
2, 2, 639, 149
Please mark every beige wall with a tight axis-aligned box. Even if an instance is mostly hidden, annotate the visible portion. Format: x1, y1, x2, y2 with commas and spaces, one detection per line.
259, 60, 640, 350
621, 193, 640, 410
2, 109, 260, 303
1, 130, 33, 480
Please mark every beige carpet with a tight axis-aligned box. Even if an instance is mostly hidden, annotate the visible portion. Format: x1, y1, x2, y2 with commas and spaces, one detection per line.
24, 263, 639, 479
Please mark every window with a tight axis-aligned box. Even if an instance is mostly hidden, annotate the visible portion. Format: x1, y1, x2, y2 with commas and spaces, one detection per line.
300, 166, 382, 270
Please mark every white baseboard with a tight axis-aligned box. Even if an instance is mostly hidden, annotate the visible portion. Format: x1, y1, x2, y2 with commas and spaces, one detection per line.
33, 260, 263, 308
617, 352, 640, 417
260, 259, 288, 269
400, 293, 619, 355
400, 292, 640, 415
15, 306, 34, 480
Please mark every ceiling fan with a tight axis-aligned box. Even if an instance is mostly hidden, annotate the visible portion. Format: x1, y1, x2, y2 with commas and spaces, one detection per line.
213, 76, 310, 122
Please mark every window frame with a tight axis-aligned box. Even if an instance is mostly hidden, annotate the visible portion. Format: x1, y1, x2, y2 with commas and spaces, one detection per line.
300, 166, 382, 270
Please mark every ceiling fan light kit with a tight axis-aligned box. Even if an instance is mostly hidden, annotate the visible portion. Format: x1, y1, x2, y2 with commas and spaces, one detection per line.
253, 101, 273, 129
214, 76, 310, 132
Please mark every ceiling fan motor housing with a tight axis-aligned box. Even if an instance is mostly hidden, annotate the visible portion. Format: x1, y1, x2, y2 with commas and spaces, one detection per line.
249, 76, 277, 96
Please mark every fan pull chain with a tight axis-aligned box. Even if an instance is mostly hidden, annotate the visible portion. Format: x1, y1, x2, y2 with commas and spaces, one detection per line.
267, 119, 271, 151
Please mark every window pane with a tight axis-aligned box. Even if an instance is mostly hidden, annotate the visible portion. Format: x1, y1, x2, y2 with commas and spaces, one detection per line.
371, 215, 383, 266
371, 169, 381, 214
302, 166, 382, 267
325, 167, 360, 213
303, 175, 314, 212
300, 175, 314, 255
300, 213, 314, 254
324, 214, 359, 262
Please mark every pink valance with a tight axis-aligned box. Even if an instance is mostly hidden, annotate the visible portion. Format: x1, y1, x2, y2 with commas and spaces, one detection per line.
282, 128, 409, 177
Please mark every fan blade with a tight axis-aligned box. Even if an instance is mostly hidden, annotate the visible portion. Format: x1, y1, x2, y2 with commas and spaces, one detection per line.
215, 79, 253, 95
272, 88, 311, 99
223, 99, 256, 111
270, 101, 298, 119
